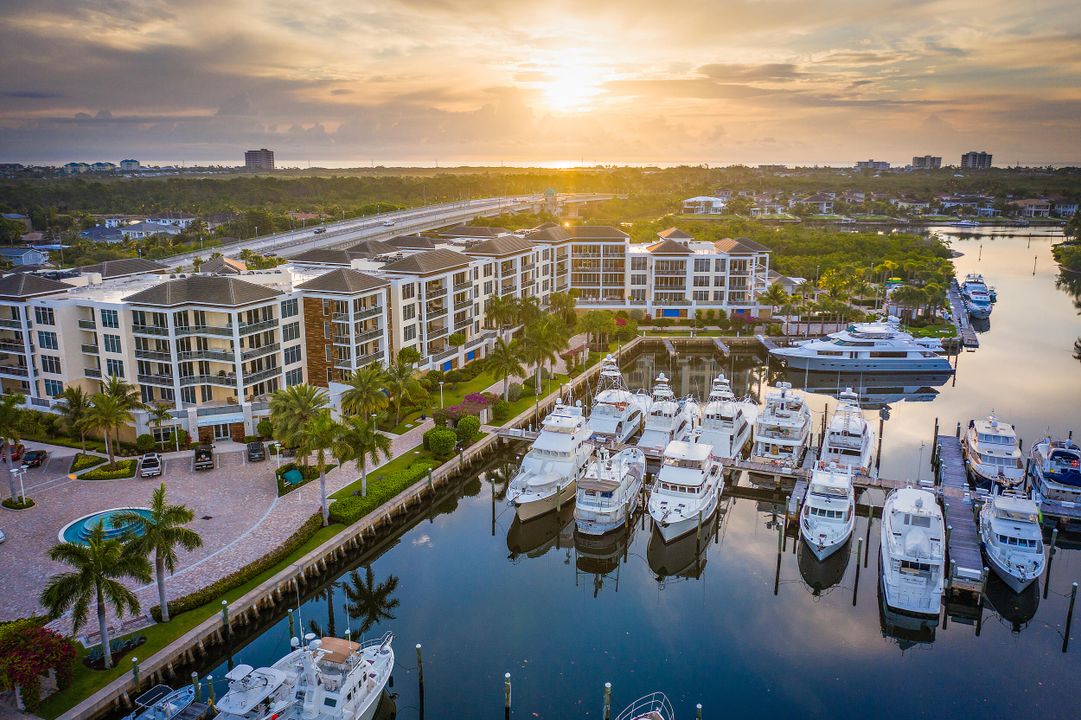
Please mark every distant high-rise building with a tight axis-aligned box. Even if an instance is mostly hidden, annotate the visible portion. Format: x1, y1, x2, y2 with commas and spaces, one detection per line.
961, 151, 992, 170
911, 155, 941, 170
245, 148, 275, 171
855, 159, 890, 170
119, 159, 140, 171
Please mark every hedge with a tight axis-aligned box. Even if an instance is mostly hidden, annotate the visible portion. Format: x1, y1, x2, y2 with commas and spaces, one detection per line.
69, 453, 106, 473
456, 416, 480, 444
275, 462, 335, 496
151, 513, 323, 621
80, 459, 138, 480
426, 428, 457, 460
2, 497, 35, 510
328, 461, 436, 525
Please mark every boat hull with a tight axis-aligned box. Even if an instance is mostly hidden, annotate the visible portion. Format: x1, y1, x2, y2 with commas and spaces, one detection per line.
651, 491, 719, 543
513, 480, 577, 521
575, 494, 640, 536
801, 528, 852, 561
879, 545, 941, 620
773, 352, 953, 373
985, 550, 1038, 594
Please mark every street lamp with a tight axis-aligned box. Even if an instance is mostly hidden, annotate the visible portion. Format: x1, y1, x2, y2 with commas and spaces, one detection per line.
10, 467, 26, 503
439, 381, 445, 409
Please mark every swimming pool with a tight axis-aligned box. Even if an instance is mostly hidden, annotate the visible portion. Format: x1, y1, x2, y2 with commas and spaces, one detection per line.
58, 508, 153, 545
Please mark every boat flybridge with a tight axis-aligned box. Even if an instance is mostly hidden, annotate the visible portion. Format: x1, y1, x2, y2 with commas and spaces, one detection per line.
818, 389, 875, 474
979, 489, 1046, 593
637, 373, 698, 453
574, 446, 647, 536
215, 632, 394, 720
800, 462, 856, 561
961, 273, 994, 319
648, 440, 723, 542
769, 317, 952, 373
880, 488, 945, 619
750, 382, 811, 467
1028, 436, 1081, 521
963, 415, 1024, 490
587, 355, 651, 443
507, 399, 594, 521
696, 374, 757, 459
613, 692, 676, 720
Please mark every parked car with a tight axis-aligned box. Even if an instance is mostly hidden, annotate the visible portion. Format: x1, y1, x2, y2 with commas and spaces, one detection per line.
21, 450, 47, 468
3, 443, 27, 463
381, 219, 395, 226
313, 227, 327, 234
139, 453, 163, 478
0, 528, 6, 544
193, 445, 214, 471
246, 441, 266, 462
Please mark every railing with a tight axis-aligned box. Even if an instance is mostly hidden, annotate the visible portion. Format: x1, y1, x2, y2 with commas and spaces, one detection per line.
424, 287, 447, 299
176, 324, 233, 337
355, 306, 382, 320
427, 306, 448, 319
239, 319, 277, 335
177, 349, 233, 362
137, 373, 174, 386
180, 373, 237, 387
29, 396, 58, 409
80, 343, 101, 354
332, 312, 350, 322
356, 328, 383, 343
85, 368, 102, 378
242, 343, 280, 360
243, 366, 282, 385
0, 341, 26, 354
356, 351, 384, 366
432, 347, 458, 362
0, 365, 29, 376
76, 319, 95, 330
453, 282, 472, 292
427, 324, 449, 339
196, 404, 242, 418
131, 324, 170, 336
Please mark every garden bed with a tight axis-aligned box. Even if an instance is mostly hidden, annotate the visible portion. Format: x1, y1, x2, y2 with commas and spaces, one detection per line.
2, 497, 35, 510
79, 459, 138, 481
275, 462, 336, 496
69, 453, 106, 474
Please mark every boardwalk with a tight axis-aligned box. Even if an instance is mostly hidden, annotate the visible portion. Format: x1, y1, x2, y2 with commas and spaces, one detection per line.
936, 435, 986, 597
947, 279, 980, 348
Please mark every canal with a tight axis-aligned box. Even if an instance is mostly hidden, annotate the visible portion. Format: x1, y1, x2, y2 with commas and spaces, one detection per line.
198, 227, 1081, 719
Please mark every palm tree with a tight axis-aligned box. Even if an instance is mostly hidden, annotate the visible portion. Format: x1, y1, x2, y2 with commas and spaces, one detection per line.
334, 415, 391, 498
269, 384, 330, 450
100, 376, 146, 452
147, 403, 174, 450
484, 295, 517, 331
58, 386, 91, 452
343, 565, 400, 635
758, 283, 790, 324
40, 522, 152, 669
579, 310, 615, 350
547, 291, 577, 327
308, 582, 342, 638
0, 394, 24, 501
113, 484, 203, 623
516, 296, 542, 326
486, 338, 525, 401
340, 365, 389, 418
383, 361, 426, 426
293, 410, 340, 526
86, 393, 132, 466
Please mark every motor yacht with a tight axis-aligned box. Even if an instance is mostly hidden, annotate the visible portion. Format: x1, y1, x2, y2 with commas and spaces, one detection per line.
574, 447, 647, 536
879, 487, 945, 619
961, 273, 993, 319
963, 415, 1024, 490
647, 440, 723, 542
799, 463, 856, 561
614, 692, 675, 720
1028, 436, 1081, 524
818, 389, 875, 474
507, 400, 594, 521
587, 355, 650, 444
979, 490, 1046, 593
215, 633, 394, 720
750, 382, 812, 467
696, 374, 757, 459
636, 373, 696, 453
769, 317, 953, 373
124, 685, 195, 720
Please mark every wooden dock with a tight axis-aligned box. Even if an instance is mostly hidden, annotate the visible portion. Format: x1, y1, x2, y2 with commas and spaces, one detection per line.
947, 280, 980, 349
755, 334, 779, 352
713, 338, 730, 355
935, 435, 986, 599
176, 702, 212, 720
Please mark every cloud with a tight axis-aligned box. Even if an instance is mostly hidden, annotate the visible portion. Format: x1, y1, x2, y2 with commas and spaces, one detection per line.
698, 63, 805, 82
2, 90, 64, 99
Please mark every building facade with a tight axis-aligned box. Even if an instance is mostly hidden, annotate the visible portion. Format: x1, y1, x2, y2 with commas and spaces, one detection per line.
911, 155, 942, 170
244, 148, 275, 171
961, 151, 992, 170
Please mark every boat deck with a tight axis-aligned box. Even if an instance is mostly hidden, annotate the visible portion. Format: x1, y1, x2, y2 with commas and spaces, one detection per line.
936, 435, 986, 597
176, 703, 212, 720
947, 279, 980, 349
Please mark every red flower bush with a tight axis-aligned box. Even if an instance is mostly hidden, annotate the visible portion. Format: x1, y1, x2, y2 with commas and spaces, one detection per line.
0, 621, 77, 711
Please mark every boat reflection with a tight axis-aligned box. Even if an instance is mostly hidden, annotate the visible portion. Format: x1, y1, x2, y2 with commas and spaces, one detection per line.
784, 370, 952, 408
797, 539, 851, 596
984, 572, 1040, 633
878, 580, 937, 649
646, 497, 730, 582
507, 506, 575, 560
573, 525, 634, 597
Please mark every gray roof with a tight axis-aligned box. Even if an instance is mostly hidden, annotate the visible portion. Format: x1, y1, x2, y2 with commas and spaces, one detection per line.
380, 249, 472, 275
387, 235, 436, 249
78, 258, 169, 279
438, 225, 508, 238
346, 239, 398, 257
123, 275, 281, 307
288, 248, 362, 266
0, 273, 71, 299
647, 238, 693, 255
713, 237, 771, 254
529, 224, 571, 243
464, 236, 534, 256
566, 225, 629, 240
297, 268, 388, 295
198, 256, 247, 274
657, 227, 693, 240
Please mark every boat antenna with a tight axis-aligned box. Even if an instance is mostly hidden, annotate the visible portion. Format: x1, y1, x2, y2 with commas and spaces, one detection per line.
295, 575, 305, 643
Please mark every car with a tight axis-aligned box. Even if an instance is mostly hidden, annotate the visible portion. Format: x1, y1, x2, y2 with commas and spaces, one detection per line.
193, 445, 214, 471
139, 453, 163, 478
21, 450, 47, 468
3, 444, 26, 463
0, 528, 5, 544
313, 227, 327, 234
246, 441, 266, 462
381, 219, 395, 227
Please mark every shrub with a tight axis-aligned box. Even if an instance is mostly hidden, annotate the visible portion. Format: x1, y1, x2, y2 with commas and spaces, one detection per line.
507, 383, 523, 402
444, 369, 466, 384
427, 428, 457, 460
2, 497, 35, 510
69, 453, 105, 473
654, 317, 671, 328
463, 392, 491, 408
328, 461, 436, 524
275, 462, 330, 496
448, 331, 466, 347
242, 435, 260, 444
522, 377, 536, 393
256, 418, 273, 439
456, 415, 481, 444
492, 400, 511, 422
135, 434, 156, 453
768, 322, 783, 336
0, 621, 76, 711
80, 459, 138, 480
169, 428, 191, 450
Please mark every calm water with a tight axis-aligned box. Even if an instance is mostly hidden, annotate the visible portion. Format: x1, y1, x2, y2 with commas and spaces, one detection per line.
200, 228, 1081, 719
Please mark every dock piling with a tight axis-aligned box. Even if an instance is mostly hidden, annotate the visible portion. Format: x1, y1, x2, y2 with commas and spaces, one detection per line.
697, 704, 703, 720
416, 643, 425, 716
853, 538, 863, 607
864, 504, 872, 568
504, 672, 512, 719
131, 657, 139, 687
1064, 582, 1078, 653
603, 682, 612, 720
192, 672, 200, 703
206, 675, 215, 708
287, 608, 295, 645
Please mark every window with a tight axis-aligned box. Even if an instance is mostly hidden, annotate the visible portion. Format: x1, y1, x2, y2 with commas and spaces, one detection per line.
44, 379, 64, 397
41, 355, 61, 374
283, 322, 300, 341
630, 274, 647, 286
693, 275, 710, 287
181, 387, 196, 404
104, 334, 122, 353
286, 368, 303, 386
140, 386, 155, 404
631, 257, 647, 270
714, 259, 727, 272
693, 291, 710, 301
404, 325, 416, 341
106, 358, 125, 377
402, 283, 416, 300
35, 307, 55, 325
38, 331, 58, 350
403, 304, 416, 321
693, 259, 711, 272
101, 309, 119, 328
284, 345, 302, 365
281, 298, 298, 318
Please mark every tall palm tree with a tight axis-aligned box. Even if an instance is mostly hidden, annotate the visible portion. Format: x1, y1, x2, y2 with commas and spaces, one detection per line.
484, 295, 516, 331
0, 394, 24, 501
100, 376, 146, 452
383, 361, 426, 426
269, 384, 330, 450
486, 338, 525, 401
516, 296, 542, 326
339, 365, 389, 418
758, 283, 790, 323
147, 403, 174, 450
58, 386, 91, 452
113, 484, 203, 623
40, 523, 152, 669
334, 414, 391, 498
293, 410, 340, 526
86, 393, 132, 466
343, 565, 400, 635
547, 291, 577, 327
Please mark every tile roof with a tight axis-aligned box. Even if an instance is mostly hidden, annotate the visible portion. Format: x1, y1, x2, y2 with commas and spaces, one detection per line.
288, 248, 362, 266
0, 273, 71, 299
123, 275, 281, 306
438, 225, 509, 238
346, 239, 398, 257
657, 227, 693, 240
646, 238, 693, 255
713, 237, 771, 254
529, 225, 571, 243
464, 236, 535, 256
77, 258, 169, 278
297, 268, 388, 294
387, 235, 437, 249
199, 256, 247, 274
380, 249, 472, 275
566, 225, 629, 240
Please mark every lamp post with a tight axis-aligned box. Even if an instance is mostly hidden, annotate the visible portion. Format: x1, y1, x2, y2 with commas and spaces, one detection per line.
439, 381, 445, 409
11, 467, 26, 503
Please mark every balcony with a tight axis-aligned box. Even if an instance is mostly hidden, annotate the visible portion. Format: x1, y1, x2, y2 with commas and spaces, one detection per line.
177, 348, 234, 362
85, 368, 102, 378
132, 324, 170, 336
454, 296, 472, 310
431, 347, 458, 363
77, 319, 96, 330
0, 364, 29, 377
242, 343, 280, 360
0, 341, 26, 354
243, 366, 282, 385
356, 328, 382, 343
196, 404, 243, 418
180, 373, 238, 387
80, 343, 101, 355
355, 306, 382, 321
453, 281, 472, 292
137, 373, 174, 386
239, 319, 277, 335
427, 324, 449, 339
356, 351, 384, 367
135, 348, 173, 361
427, 305, 448, 320
424, 286, 447, 300
176, 324, 233, 337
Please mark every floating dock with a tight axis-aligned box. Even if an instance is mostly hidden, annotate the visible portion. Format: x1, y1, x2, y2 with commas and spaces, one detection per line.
935, 435, 987, 600
947, 279, 980, 349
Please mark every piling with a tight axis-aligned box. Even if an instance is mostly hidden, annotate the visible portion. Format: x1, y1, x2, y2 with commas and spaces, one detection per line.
1046, 529, 1059, 599
287, 608, 295, 644
955, 421, 961, 439
416, 643, 425, 716
131, 657, 139, 687
490, 479, 496, 537
504, 672, 512, 719
852, 538, 863, 607
697, 704, 703, 720
221, 600, 230, 639
206, 675, 215, 708
1064, 582, 1078, 653
428, 468, 434, 492
603, 682, 612, 720
864, 504, 872, 568
875, 414, 885, 473
192, 672, 200, 702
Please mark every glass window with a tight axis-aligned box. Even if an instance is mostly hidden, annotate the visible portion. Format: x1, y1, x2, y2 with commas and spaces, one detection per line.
41, 355, 61, 374
105, 358, 125, 378
283, 322, 300, 341
402, 283, 416, 300
404, 325, 416, 341
403, 304, 416, 320
285, 368, 303, 386
281, 298, 298, 318
38, 330, 58, 350
44, 379, 64, 397
34, 307, 55, 325
284, 345, 302, 365
104, 334, 122, 353
101, 309, 119, 328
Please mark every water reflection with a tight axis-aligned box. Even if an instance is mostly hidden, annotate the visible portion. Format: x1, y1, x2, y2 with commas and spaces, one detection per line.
984, 573, 1040, 633
784, 370, 952, 408
573, 527, 632, 597
343, 566, 401, 635
797, 539, 851, 597
506, 506, 575, 559
646, 497, 730, 582
878, 583, 938, 649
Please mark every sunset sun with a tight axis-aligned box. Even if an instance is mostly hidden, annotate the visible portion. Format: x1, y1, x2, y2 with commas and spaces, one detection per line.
539, 61, 604, 112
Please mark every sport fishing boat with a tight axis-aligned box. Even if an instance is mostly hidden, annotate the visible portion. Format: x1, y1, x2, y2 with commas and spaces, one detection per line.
614, 692, 675, 720
507, 400, 593, 521
979, 490, 1046, 593
799, 463, 856, 561
750, 382, 812, 467
963, 415, 1025, 490
214, 633, 394, 720
574, 446, 647, 536
961, 273, 994, 319
124, 685, 195, 720
648, 440, 723, 542
818, 389, 875, 474
696, 374, 757, 459
637, 373, 696, 453
587, 355, 650, 443
769, 318, 952, 373
1028, 436, 1081, 525
879, 487, 945, 620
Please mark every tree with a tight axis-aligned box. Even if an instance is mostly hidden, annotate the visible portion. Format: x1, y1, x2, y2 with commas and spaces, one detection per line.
484, 295, 518, 331
85, 393, 132, 466
40, 523, 152, 669
0, 218, 25, 245
579, 310, 616, 350
343, 565, 400, 635
547, 291, 577, 328
725, 196, 753, 215
485, 338, 525, 401
333, 414, 392, 498
340, 365, 388, 418
396, 347, 421, 366
100, 376, 146, 452
293, 410, 340, 526
58, 386, 91, 452
147, 403, 174, 449
113, 484, 203, 623
384, 361, 426, 426
516, 296, 543, 326
0, 394, 24, 501
758, 283, 790, 320
448, 331, 466, 347
269, 384, 330, 449
519, 320, 559, 392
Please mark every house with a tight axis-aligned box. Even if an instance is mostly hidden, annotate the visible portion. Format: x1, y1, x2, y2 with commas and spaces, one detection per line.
798, 193, 834, 214
975, 206, 1001, 217
91, 162, 117, 173
198, 256, 247, 274
203, 211, 238, 231
1010, 199, 1051, 218
1, 213, 32, 231
120, 222, 183, 240
891, 198, 930, 213
1052, 200, 1079, 218
62, 162, 90, 174
80, 226, 125, 244
681, 196, 727, 214
0, 247, 49, 266
119, 159, 140, 172
145, 212, 196, 229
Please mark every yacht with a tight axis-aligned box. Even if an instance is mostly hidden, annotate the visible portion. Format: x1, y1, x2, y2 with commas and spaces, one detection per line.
587, 355, 650, 444
880, 488, 945, 620
979, 490, 1046, 593
124, 685, 195, 720
1028, 436, 1081, 522
614, 692, 675, 720
637, 373, 696, 453
954, 219, 980, 228
963, 415, 1024, 490
574, 446, 647, 536
507, 400, 593, 521
750, 382, 812, 467
818, 389, 875, 474
769, 318, 953, 373
647, 440, 723, 542
215, 633, 394, 720
696, 374, 757, 459
799, 463, 856, 561
961, 273, 993, 319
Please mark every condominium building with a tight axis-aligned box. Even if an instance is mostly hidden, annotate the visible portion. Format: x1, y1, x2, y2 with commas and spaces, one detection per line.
244, 148, 275, 172
911, 155, 942, 170
855, 160, 890, 171
961, 151, 992, 170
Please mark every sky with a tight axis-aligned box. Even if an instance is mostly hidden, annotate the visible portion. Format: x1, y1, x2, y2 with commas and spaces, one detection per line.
1, 0, 1080, 167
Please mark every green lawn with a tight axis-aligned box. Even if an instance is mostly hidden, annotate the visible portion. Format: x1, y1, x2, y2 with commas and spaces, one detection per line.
907, 324, 958, 338
389, 369, 502, 433
330, 446, 435, 500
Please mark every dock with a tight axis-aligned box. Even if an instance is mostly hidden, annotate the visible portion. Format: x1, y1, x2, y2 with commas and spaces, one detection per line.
663, 338, 677, 356
947, 280, 980, 349
176, 702, 212, 720
935, 435, 986, 599
712, 338, 729, 355
755, 334, 779, 352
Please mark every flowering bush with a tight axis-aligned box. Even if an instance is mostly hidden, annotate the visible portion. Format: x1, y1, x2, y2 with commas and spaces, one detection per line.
463, 392, 491, 408
0, 620, 77, 711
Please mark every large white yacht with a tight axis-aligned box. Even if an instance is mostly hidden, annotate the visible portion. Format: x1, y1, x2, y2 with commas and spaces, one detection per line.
961, 273, 993, 319
648, 440, 723, 542
696, 374, 757, 459
769, 318, 952, 372
799, 463, 856, 561
215, 633, 394, 720
574, 447, 647, 536
818, 389, 875, 474
750, 382, 812, 467
636, 373, 696, 453
963, 415, 1024, 490
586, 355, 650, 444
1028, 436, 1081, 521
880, 488, 945, 619
979, 490, 1046, 593
507, 400, 594, 521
